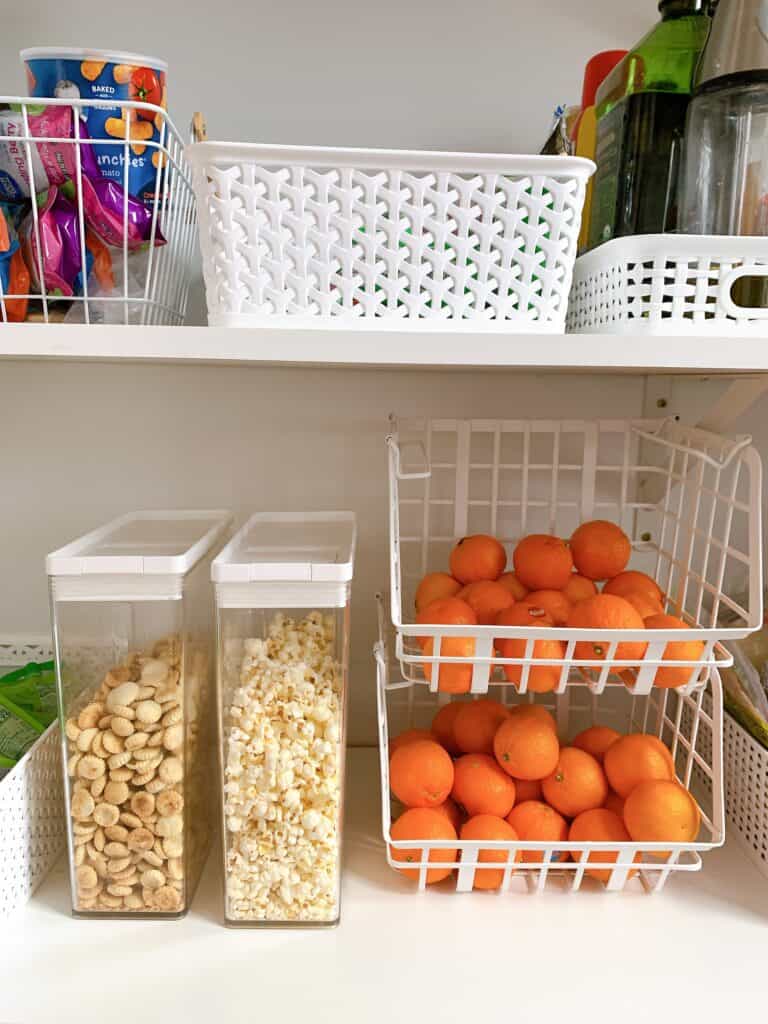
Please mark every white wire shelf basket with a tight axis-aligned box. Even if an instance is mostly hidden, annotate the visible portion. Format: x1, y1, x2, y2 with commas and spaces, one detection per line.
0, 96, 197, 325
0, 636, 64, 921
568, 234, 768, 336
375, 626, 725, 895
388, 416, 763, 697
186, 142, 593, 332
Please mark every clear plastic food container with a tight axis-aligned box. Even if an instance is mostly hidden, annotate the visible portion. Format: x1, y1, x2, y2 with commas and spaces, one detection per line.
212, 512, 356, 927
47, 510, 232, 918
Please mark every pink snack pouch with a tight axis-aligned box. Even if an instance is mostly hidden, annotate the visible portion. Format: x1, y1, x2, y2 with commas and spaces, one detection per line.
0, 104, 100, 202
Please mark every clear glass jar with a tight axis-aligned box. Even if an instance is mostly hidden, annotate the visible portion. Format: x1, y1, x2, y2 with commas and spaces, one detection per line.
48, 511, 231, 918
212, 512, 355, 927
679, 79, 768, 236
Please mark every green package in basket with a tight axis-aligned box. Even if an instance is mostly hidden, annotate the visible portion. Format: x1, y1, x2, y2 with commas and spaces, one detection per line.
0, 661, 56, 770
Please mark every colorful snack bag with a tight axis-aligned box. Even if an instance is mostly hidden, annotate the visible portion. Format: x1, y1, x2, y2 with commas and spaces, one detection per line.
21, 49, 169, 207
0, 104, 100, 202
19, 184, 95, 298
67, 174, 166, 250
0, 204, 30, 321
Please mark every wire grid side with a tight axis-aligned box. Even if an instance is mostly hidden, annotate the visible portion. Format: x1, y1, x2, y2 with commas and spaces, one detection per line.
193, 157, 588, 325
568, 243, 768, 334
0, 96, 197, 326
390, 418, 759, 694
376, 642, 724, 895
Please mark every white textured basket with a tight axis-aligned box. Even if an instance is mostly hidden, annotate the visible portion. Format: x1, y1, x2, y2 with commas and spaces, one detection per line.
388, 416, 763, 696
568, 234, 768, 336
187, 143, 593, 332
0, 638, 64, 920
722, 709, 768, 878
375, 627, 725, 895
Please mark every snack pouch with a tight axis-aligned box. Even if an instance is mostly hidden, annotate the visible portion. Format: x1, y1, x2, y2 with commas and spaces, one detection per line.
19, 184, 95, 297
22, 48, 168, 207
0, 203, 30, 320
0, 104, 99, 202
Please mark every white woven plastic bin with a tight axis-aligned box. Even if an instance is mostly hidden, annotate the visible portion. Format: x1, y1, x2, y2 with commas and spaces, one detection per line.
388, 416, 763, 696
375, 625, 725, 895
0, 638, 64, 920
568, 234, 768, 336
722, 710, 768, 878
187, 143, 593, 332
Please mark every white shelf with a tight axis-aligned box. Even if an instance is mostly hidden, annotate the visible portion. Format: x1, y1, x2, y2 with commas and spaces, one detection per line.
2, 323, 767, 374
2, 748, 767, 1023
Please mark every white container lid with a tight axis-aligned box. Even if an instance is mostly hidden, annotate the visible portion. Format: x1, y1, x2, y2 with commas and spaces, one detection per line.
212, 512, 355, 608
47, 510, 232, 578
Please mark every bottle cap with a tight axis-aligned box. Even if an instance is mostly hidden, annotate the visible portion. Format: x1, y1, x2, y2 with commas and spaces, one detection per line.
581, 50, 628, 107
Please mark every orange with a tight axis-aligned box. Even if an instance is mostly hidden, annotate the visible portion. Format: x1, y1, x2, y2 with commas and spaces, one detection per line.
570, 520, 631, 582
541, 747, 608, 818
507, 799, 569, 864
460, 815, 520, 890
603, 733, 675, 798
417, 597, 477, 694
389, 728, 435, 757
513, 534, 574, 591
493, 715, 560, 781
415, 572, 462, 613
572, 725, 622, 764
525, 590, 572, 627
507, 703, 558, 734
459, 580, 515, 625
431, 702, 464, 756
604, 790, 626, 818
512, 777, 543, 803
496, 604, 565, 694
453, 699, 511, 755
497, 572, 529, 601
603, 570, 663, 605
562, 574, 598, 605
390, 807, 458, 884
450, 535, 506, 585
623, 591, 665, 620
624, 780, 701, 853
389, 740, 454, 808
644, 614, 706, 689
569, 808, 637, 884
567, 594, 648, 670
417, 596, 477, 638
451, 753, 517, 818
434, 797, 464, 833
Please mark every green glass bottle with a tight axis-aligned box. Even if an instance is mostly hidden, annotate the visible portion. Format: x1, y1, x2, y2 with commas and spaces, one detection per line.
588, 0, 711, 249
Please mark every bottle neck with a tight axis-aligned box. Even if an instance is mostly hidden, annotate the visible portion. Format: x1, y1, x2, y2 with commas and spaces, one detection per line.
659, 0, 708, 19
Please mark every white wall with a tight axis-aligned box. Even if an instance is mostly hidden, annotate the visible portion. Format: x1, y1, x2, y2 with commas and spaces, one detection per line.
2, 1, 766, 744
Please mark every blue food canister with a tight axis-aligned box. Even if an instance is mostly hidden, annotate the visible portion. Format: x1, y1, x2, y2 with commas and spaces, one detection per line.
20, 47, 168, 206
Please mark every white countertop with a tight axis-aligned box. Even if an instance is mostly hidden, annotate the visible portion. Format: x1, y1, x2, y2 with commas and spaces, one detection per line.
2, 748, 766, 1024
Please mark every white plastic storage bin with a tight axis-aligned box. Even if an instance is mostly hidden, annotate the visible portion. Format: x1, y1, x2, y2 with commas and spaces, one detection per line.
47, 510, 232, 918
375, 627, 725, 894
0, 637, 63, 920
187, 142, 593, 332
212, 511, 356, 926
0, 96, 198, 326
388, 416, 763, 695
568, 234, 768, 336
722, 709, 768, 879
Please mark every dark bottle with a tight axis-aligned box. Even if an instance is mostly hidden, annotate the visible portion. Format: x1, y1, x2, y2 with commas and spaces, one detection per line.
588, 0, 711, 249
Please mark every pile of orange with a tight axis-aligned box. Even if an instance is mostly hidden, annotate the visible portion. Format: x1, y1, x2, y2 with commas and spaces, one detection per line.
414, 521, 706, 694
388, 700, 701, 888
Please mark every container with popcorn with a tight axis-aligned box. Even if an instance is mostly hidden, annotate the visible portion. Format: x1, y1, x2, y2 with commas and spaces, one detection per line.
47, 509, 232, 918
212, 511, 356, 926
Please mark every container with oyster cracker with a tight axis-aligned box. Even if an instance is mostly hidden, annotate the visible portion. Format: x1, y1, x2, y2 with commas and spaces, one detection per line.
212, 512, 355, 927
47, 510, 231, 918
